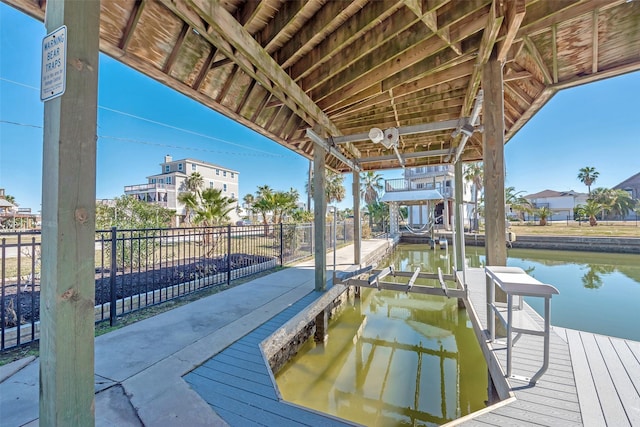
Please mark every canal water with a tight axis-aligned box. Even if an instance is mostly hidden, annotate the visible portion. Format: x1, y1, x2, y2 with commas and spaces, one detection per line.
276, 245, 488, 426
464, 245, 640, 341
276, 244, 640, 426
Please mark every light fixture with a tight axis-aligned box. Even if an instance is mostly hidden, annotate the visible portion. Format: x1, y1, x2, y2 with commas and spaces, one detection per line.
382, 127, 399, 149
368, 127, 384, 144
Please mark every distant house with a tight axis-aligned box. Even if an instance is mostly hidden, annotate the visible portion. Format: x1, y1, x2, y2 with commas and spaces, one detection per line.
612, 172, 640, 219
124, 155, 240, 226
523, 189, 588, 222
613, 172, 640, 200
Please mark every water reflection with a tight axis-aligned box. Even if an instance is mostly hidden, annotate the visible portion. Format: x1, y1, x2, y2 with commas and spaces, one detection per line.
464, 245, 640, 340
276, 249, 488, 426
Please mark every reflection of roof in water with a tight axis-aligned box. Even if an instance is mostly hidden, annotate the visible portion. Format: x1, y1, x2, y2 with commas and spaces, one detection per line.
380, 189, 443, 204
407, 320, 453, 339
371, 294, 452, 312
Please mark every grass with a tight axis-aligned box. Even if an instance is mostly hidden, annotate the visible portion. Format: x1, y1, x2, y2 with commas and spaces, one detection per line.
507, 220, 640, 237
0, 266, 285, 366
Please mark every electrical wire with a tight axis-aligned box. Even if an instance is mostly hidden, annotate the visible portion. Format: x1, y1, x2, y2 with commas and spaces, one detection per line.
0, 76, 284, 157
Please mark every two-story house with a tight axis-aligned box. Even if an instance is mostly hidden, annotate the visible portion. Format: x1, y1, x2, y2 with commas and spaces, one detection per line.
381, 165, 474, 232
124, 155, 240, 226
523, 190, 588, 222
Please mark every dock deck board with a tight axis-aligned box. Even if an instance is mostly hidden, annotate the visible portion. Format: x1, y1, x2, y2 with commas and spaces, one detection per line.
184, 261, 639, 426
458, 267, 640, 426
185, 290, 358, 426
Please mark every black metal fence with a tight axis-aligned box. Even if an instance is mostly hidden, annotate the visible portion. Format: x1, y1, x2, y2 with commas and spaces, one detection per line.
1, 221, 354, 351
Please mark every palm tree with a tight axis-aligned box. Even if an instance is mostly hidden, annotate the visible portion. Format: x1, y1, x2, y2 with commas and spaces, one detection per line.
185, 172, 204, 196
4, 194, 17, 206
242, 193, 255, 221
537, 206, 551, 226
463, 162, 483, 231
326, 171, 346, 204
609, 189, 635, 219
192, 188, 235, 226
177, 191, 198, 225
590, 187, 614, 220
577, 166, 599, 195
577, 200, 602, 226
360, 171, 384, 205
306, 170, 346, 205
505, 186, 532, 220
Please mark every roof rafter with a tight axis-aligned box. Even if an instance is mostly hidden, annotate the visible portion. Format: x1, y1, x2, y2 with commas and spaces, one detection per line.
403, 0, 462, 55
185, 0, 363, 163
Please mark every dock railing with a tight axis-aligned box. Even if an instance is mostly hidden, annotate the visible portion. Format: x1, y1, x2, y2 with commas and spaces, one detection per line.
1, 221, 354, 351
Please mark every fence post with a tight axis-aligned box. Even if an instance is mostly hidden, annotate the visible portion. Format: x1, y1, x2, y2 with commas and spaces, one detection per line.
227, 225, 231, 286
110, 226, 117, 326
280, 223, 284, 265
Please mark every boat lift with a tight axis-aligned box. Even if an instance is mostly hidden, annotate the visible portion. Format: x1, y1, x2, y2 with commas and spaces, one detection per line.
336, 265, 466, 299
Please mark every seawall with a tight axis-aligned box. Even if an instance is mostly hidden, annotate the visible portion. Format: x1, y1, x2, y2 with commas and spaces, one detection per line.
465, 234, 640, 254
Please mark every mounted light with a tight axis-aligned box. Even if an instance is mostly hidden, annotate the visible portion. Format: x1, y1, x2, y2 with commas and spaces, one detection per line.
382, 127, 399, 149
368, 127, 384, 144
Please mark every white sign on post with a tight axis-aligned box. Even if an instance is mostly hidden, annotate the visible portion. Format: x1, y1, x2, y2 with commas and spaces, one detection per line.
41, 25, 67, 101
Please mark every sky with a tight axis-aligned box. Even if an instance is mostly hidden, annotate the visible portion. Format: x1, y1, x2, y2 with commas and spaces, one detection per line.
1, 3, 639, 214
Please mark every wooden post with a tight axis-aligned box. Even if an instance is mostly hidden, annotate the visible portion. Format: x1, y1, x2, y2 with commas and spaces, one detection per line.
453, 161, 464, 272
483, 54, 507, 327
313, 145, 327, 291
352, 171, 361, 264
482, 55, 507, 267
40, 1, 100, 425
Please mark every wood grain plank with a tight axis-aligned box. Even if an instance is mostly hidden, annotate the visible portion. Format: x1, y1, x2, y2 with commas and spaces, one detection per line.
565, 329, 607, 427
213, 352, 268, 373
191, 368, 278, 399
594, 334, 640, 425
580, 332, 630, 426
610, 338, 640, 395
494, 403, 582, 426
198, 359, 272, 386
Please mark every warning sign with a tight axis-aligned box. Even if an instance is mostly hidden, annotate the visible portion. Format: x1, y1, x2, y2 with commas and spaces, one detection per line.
41, 25, 67, 101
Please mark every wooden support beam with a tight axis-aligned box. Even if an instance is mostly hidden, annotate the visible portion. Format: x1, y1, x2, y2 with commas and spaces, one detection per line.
496, 0, 526, 63
523, 35, 553, 85
162, 23, 189, 74
313, 143, 327, 291
402, 0, 462, 54
187, 0, 363, 161
119, 0, 146, 51
482, 56, 506, 267
192, 46, 216, 91
353, 171, 361, 264
552, 24, 559, 84
40, 0, 100, 425
453, 161, 464, 273
592, 9, 599, 73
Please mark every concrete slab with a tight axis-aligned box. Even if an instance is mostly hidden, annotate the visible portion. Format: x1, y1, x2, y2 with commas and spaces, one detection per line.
0, 238, 395, 427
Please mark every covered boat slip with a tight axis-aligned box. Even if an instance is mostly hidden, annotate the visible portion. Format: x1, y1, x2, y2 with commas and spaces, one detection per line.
457, 268, 640, 427
5, 0, 640, 424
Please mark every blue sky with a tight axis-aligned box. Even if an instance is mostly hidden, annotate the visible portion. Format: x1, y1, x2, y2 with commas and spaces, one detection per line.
1, 3, 639, 213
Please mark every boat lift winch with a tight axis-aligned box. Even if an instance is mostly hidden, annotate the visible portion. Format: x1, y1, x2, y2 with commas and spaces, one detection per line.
335, 265, 467, 299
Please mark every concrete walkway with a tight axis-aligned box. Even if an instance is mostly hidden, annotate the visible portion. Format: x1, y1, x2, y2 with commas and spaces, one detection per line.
0, 238, 395, 427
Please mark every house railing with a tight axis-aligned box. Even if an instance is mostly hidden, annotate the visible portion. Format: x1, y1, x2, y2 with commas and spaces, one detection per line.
0, 221, 354, 351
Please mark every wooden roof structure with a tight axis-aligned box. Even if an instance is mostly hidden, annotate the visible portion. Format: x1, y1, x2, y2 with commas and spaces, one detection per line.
7, 0, 640, 172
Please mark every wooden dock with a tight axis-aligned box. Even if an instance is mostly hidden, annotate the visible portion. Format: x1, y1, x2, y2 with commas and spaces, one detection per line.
184, 289, 359, 426
184, 264, 640, 426
456, 268, 640, 427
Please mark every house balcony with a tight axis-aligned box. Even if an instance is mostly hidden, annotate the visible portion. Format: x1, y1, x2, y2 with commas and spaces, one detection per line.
404, 165, 454, 179
384, 179, 452, 198
124, 183, 176, 193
